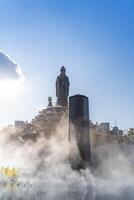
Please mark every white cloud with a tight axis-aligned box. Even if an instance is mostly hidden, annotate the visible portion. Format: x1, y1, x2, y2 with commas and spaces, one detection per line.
0, 50, 24, 81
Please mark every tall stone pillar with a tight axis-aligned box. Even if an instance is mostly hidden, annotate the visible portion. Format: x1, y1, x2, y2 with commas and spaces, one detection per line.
69, 95, 91, 169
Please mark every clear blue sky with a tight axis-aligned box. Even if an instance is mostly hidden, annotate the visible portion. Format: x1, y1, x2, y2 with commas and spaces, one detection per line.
0, 0, 134, 129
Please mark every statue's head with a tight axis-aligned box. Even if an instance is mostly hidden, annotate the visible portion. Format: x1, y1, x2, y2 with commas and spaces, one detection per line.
60, 66, 66, 75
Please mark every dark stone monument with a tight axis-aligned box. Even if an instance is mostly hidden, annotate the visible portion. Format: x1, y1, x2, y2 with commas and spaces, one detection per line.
56, 66, 70, 107
69, 95, 91, 169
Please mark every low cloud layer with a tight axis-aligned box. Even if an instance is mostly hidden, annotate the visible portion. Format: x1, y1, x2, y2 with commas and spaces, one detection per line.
0, 118, 134, 199
0, 119, 95, 200
0, 50, 24, 81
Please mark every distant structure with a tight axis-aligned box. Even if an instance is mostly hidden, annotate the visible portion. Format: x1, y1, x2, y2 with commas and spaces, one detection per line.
69, 95, 91, 169
99, 123, 110, 133
15, 121, 25, 128
56, 66, 70, 107
111, 126, 123, 135
111, 119, 123, 135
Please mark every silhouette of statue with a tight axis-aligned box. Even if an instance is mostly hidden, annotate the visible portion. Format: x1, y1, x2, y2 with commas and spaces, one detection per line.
47, 97, 53, 108
56, 66, 70, 107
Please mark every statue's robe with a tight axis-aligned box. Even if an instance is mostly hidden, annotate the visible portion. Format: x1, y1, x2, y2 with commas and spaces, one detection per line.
56, 75, 70, 107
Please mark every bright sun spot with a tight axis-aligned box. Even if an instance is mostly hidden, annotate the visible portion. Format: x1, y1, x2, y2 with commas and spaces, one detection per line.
0, 77, 27, 127
0, 79, 24, 99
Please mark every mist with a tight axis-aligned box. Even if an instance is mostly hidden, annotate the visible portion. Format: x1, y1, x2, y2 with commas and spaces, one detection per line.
0, 118, 133, 200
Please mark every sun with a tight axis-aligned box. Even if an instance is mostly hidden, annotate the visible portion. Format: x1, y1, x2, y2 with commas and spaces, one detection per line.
0, 79, 24, 98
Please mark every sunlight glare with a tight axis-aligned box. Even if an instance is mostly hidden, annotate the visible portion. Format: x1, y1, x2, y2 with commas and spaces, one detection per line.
0, 79, 24, 98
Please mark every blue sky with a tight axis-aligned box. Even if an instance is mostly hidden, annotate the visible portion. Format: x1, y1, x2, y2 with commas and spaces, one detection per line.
0, 0, 134, 129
